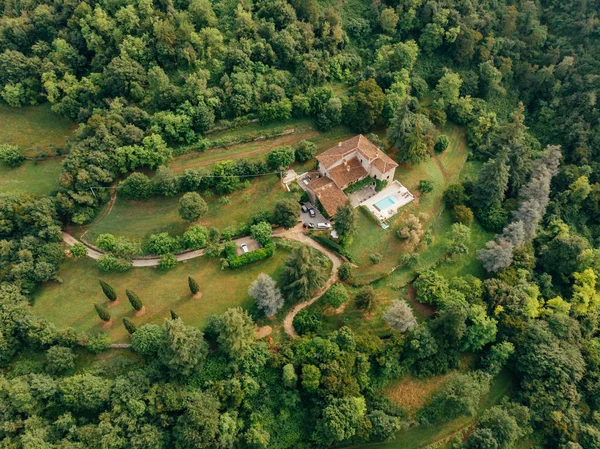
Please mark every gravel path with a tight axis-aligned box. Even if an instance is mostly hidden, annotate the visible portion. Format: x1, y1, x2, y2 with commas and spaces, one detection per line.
62, 232, 205, 267
63, 225, 343, 339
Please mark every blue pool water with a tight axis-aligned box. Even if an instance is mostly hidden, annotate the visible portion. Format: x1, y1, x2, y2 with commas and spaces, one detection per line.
374, 195, 398, 210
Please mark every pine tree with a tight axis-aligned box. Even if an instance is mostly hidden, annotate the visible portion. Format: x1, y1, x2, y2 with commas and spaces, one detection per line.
123, 317, 137, 334
472, 149, 510, 209
170, 310, 179, 320
126, 289, 143, 311
188, 276, 200, 295
94, 303, 111, 322
99, 280, 117, 302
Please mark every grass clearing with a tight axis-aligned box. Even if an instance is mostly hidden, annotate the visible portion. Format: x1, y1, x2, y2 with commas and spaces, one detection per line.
351, 370, 514, 449
0, 104, 76, 157
33, 247, 292, 343
79, 175, 289, 244
0, 159, 62, 196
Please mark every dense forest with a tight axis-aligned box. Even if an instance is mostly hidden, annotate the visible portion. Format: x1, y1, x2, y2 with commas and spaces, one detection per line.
1, 0, 600, 448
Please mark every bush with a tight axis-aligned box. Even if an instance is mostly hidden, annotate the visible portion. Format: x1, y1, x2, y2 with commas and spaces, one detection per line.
96, 254, 132, 272
147, 232, 181, 255
226, 242, 275, 269
96, 233, 117, 252
295, 140, 317, 162
70, 242, 87, 258
267, 146, 295, 171
83, 333, 111, 354
118, 173, 153, 200
323, 283, 349, 309
419, 180, 434, 194
375, 179, 388, 192
0, 144, 25, 167
369, 253, 383, 264
182, 225, 209, 250
452, 205, 474, 226
293, 309, 322, 335
444, 183, 466, 208
132, 324, 164, 355
250, 221, 273, 246
475, 205, 508, 233
178, 192, 208, 221
338, 262, 353, 282
344, 176, 374, 194
434, 134, 450, 153
158, 253, 177, 269
46, 346, 76, 374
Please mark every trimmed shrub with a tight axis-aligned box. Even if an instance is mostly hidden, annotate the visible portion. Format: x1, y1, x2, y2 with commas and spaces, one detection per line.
369, 253, 383, 264
226, 242, 275, 269
117, 173, 153, 200
418, 180, 434, 194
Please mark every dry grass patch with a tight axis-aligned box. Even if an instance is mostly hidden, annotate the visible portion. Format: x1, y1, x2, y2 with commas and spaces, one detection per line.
384, 374, 448, 416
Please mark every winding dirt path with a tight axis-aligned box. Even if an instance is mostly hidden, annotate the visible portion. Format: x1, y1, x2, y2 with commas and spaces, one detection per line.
273, 225, 343, 338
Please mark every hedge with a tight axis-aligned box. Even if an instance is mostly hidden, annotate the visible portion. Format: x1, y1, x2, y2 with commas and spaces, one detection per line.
311, 235, 353, 262
359, 205, 381, 225
226, 242, 275, 269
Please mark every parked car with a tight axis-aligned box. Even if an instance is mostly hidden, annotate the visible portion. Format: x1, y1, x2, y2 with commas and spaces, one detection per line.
301, 204, 308, 213
240, 243, 249, 253
317, 222, 331, 230
307, 223, 315, 229
308, 208, 316, 218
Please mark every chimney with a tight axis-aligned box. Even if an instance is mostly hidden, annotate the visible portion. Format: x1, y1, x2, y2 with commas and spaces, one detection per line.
338, 142, 342, 146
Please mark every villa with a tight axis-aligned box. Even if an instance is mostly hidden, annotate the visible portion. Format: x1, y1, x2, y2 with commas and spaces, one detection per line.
305, 135, 399, 216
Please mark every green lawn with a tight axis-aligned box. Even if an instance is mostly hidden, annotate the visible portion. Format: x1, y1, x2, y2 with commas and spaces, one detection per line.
171, 120, 356, 173
33, 247, 292, 343
0, 159, 62, 196
0, 104, 76, 157
349, 370, 514, 449
80, 175, 290, 244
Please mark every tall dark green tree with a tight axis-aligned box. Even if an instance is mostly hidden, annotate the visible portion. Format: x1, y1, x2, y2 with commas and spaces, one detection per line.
123, 317, 137, 334
94, 303, 111, 322
99, 280, 117, 302
188, 276, 200, 295
333, 201, 356, 245
126, 289, 143, 311
280, 246, 325, 301
472, 149, 510, 209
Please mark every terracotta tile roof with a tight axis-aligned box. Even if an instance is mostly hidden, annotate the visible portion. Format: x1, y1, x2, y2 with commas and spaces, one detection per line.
306, 176, 348, 216
328, 157, 368, 188
316, 135, 398, 173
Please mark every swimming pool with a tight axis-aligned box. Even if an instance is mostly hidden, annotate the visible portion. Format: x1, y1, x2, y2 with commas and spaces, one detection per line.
374, 195, 398, 211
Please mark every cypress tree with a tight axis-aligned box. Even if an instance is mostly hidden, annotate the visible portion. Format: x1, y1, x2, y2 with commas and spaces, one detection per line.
123, 317, 137, 334
188, 276, 200, 295
99, 280, 117, 302
170, 310, 179, 320
126, 289, 143, 311
94, 303, 111, 322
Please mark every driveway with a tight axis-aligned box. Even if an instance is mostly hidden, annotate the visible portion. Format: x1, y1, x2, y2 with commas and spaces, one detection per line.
300, 202, 329, 227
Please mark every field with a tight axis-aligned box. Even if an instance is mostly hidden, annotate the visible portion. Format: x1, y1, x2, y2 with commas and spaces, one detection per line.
357, 370, 514, 449
0, 104, 76, 157
33, 247, 293, 343
78, 175, 291, 244
0, 159, 62, 196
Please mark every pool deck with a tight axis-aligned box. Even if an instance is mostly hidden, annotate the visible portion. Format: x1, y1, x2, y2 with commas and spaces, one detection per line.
360, 180, 414, 222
